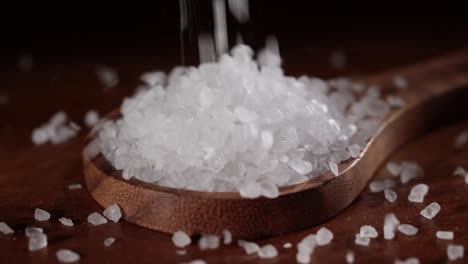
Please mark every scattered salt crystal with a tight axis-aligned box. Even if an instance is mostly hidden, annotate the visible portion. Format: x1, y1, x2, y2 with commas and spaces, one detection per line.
28, 233, 47, 251
329, 161, 339, 176
84, 110, 100, 127
56, 249, 80, 263
199, 235, 220, 250
387, 162, 402, 176
296, 234, 316, 263
234, 106, 258, 123
258, 244, 278, 259
386, 95, 405, 108
400, 162, 423, 184
212, 0, 228, 57
454, 130, 468, 148
104, 237, 116, 247
59, 217, 74, 227
346, 251, 355, 264
296, 251, 311, 264
436, 231, 454, 240
87, 212, 108, 225
176, 249, 186, 255
185, 260, 206, 264
453, 166, 467, 176
348, 144, 361, 158
384, 213, 400, 240
34, 208, 51, 221
172, 231, 191, 248
25, 227, 43, 237
32, 112, 78, 145
398, 224, 418, 236
67, 184, 82, 190
369, 180, 385, 193
96, 65, 118, 89
420, 202, 441, 219
223, 230, 232, 244
384, 189, 398, 202
239, 240, 259, 254
228, 0, 249, 23
408, 184, 429, 203
359, 225, 378, 238
288, 159, 313, 175
0, 222, 14, 234
316, 227, 333, 246
447, 244, 464, 261
395, 257, 420, 264
393, 75, 408, 89
103, 204, 122, 223
283, 242, 292, 248
354, 234, 370, 246
329, 49, 347, 69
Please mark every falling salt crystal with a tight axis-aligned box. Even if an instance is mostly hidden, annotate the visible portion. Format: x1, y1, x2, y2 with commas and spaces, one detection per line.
288, 159, 313, 175
84, 110, 100, 127
348, 144, 361, 158
346, 251, 355, 264
387, 162, 402, 176
316, 227, 333, 246
454, 130, 468, 148
354, 234, 370, 246
395, 257, 420, 264
436, 231, 454, 240
25, 227, 43, 237
96, 65, 118, 89
408, 184, 429, 203
283, 242, 292, 248
0, 222, 14, 234
329, 49, 347, 69
228, 0, 249, 23
384, 213, 400, 240
34, 208, 51, 221
172, 231, 191, 248
393, 75, 408, 89
223, 230, 232, 244
87, 212, 108, 225
212, 0, 228, 57
59, 217, 74, 227
398, 224, 418, 236
103, 204, 122, 223
56, 249, 80, 263
384, 189, 398, 202
239, 181, 261, 198
447, 244, 464, 261
386, 95, 405, 108
329, 161, 339, 176
239, 240, 259, 254
140, 71, 166, 86
258, 244, 278, 258
420, 202, 441, 219
360, 225, 378, 238
104, 237, 116, 247
28, 233, 48, 251
199, 235, 220, 250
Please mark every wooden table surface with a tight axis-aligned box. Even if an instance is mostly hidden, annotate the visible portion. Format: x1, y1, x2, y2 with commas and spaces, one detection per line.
1, 17, 468, 263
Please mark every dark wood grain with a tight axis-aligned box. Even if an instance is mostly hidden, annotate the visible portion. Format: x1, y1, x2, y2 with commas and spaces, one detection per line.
1, 27, 468, 263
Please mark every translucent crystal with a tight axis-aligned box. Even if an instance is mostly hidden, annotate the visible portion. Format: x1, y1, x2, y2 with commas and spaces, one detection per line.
384, 189, 398, 202
67, 184, 82, 190
34, 208, 51, 221
28, 233, 47, 251
393, 75, 408, 89
447, 244, 464, 261
316, 227, 333, 246
408, 184, 429, 203
223, 230, 232, 244
398, 224, 418, 236
239, 241, 259, 254
288, 159, 313, 175
104, 237, 116, 247
400, 162, 423, 184
25, 227, 43, 237
56, 249, 80, 263
359, 225, 378, 238
198, 235, 220, 250
420, 202, 441, 219
59, 217, 74, 227
384, 213, 400, 240
348, 144, 361, 158
454, 130, 468, 148
283, 242, 292, 248
103, 204, 122, 223
87, 212, 108, 225
258, 244, 278, 259
329, 161, 339, 176
386, 162, 402, 176
172, 231, 191, 248
354, 234, 370, 246
346, 251, 355, 264
436, 231, 454, 240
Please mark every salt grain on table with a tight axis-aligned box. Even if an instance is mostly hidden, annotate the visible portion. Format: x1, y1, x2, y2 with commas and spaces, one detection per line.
387, 162, 402, 176
198, 235, 220, 250
408, 183, 429, 203
454, 130, 468, 148
28, 233, 47, 251
398, 224, 418, 236
384, 213, 400, 240
283, 242, 292, 248
436, 231, 454, 240
56, 249, 80, 263
420, 202, 441, 219
172, 231, 191, 248
395, 257, 420, 264
239, 240, 259, 255
25, 227, 43, 237
354, 234, 370, 246
59, 217, 74, 226
447, 244, 464, 261
67, 184, 82, 190
258, 244, 278, 259
87, 212, 108, 225
0, 222, 14, 235
316, 227, 333, 246
384, 189, 398, 202
176, 249, 186, 255
222, 230, 232, 244
104, 237, 116, 247
360, 225, 378, 238
346, 251, 355, 264
103, 204, 122, 223
34, 208, 51, 221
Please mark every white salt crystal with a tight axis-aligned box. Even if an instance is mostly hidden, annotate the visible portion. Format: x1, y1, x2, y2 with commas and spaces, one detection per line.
199, 235, 220, 250
420, 202, 441, 219
398, 224, 418, 236
369, 180, 385, 193
393, 75, 408, 89
387, 162, 402, 176
59, 217, 74, 227
348, 144, 361, 158
354, 234, 370, 246
329, 161, 339, 176
316, 227, 333, 246
258, 244, 278, 259
212, 0, 228, 57
28, 233, 48, 251
96, 65, 118, 89
239, 241, 259, 254
87, 212, 108, 225
223, 230, 232, 244
283, 242, 292, 248
360, 225, 378, 238
176, 249, 186, 255
288, 159, 313, 175
384, 189, 398, 202
454, 130, 468, 148
198, 33, 216, 63
436, 231, 454, 240
103, 204, 122, 223
329, 49, 347, 69
447, 244, 464, 261
104, 237, 116, 247
67, 184, 82, 190
172, 231, 191, 248
25, 227, 43, 237
346, 251, 355, 264
239, 181, 261, 198
395, 257, 420, 264
408, 184, 429, 203
84, 110, 100, 127
453, 166, 467, 176
34, 208, 51, 221
384, 213, 400, 240
0, 222, 14, 234
261, 130, 274, 149
140, 71, 166, 86
56, 249, 80, 263
296, 251, 311, 264
386, 95, 405, 108
228, 0, 249, 23
400, 162, 423, 184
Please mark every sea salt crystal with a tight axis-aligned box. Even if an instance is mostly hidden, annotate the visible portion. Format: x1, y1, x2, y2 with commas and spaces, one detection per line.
384, 189, 398, 202
56, 249, 80, 263
400, 162, 423, 184
447, 244, 464, 261
84, 110, 100, 127
408, 184, 429, 203
393, 75, 408, 89
296, 234, 316, 263
348, 144, 361, 158
239, 240, 259, 254
288, 159, 313, 175
384, 213, 400, 240
297, 251, 311, 264
395, 257, 420, 264
0, 222, 14, 234
59, 217, 74, 226
346, 251, 355, 264
436, 231, 454, 240
283, 242, 292, 248
354, 234, 370, 246
172, 231, 191, 248
28, 233, 48, 251
140, 71, 166, 86
454, 130, 468, 148
176, 249, 186, 255
453, 166, 467, 176
329, 161, 339, 176
25, 227, 43, 237
67, 184, 82, 190
103, 204, 122, 223
258, 244, 278, 258
360, 225, 378, 238
104, 237, 116, 247
316, 227, 333, 246
387, 162, 402, 176
369, 180, 385, 192
386, 95, 405, 108
398, 224, 418, 236
199, 235, 220, 250
261, 130, 274, 149
223, 230, 232, 244
87, 212, 108, 225
34, 208, 51, 221
420, 202, 441, 219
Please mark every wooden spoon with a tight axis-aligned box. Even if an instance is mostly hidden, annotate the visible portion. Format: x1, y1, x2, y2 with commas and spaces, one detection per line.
83, 49, 468, 239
